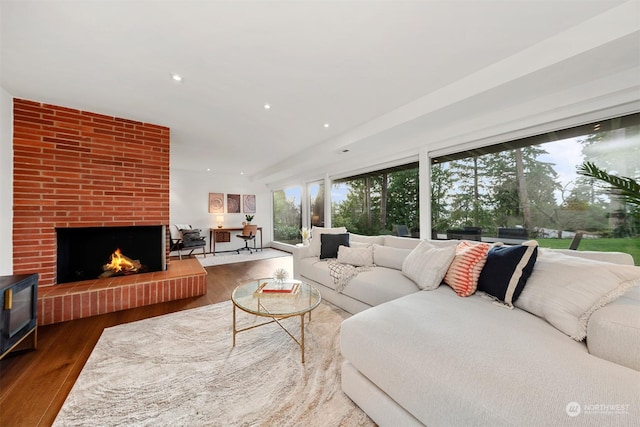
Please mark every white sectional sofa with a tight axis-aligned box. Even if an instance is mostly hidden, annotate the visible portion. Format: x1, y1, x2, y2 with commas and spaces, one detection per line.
292, 229, 640, 426
294, 232, 447, 314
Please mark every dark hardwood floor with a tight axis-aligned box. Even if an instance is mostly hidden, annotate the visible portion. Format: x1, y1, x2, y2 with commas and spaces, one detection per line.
0, 255, 293, 426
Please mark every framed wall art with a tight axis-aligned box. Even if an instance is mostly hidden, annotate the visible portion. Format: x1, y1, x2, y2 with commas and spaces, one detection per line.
208, 192, 224, 213
227, 194, 241, 213
243, 194, 256, 213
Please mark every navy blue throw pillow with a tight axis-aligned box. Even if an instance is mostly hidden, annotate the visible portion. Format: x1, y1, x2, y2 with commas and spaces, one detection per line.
477, 241, 538, 306
320, 233, 350, 259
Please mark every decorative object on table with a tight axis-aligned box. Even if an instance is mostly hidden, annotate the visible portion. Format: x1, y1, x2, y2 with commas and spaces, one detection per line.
244, 214, 254, 224
243, 194, 256, 213
208, 193, 224, 213
300, 227, 311, 246
216, 216, 224, 228
273, 268, 289, 282
227, 194, 241, 213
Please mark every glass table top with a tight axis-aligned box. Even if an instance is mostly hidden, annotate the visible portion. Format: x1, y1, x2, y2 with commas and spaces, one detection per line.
231, 278, 321, 317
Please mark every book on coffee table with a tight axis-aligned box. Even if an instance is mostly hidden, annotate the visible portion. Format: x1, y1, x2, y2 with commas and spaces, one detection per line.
259, 281, 300, 294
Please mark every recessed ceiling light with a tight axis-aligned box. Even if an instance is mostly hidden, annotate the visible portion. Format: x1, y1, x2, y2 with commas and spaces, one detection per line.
240, 171, 244, 175
170, 73, 183, 83
324, 123, 330, 128
206, 168, 211, 172
264, 104, 271, 110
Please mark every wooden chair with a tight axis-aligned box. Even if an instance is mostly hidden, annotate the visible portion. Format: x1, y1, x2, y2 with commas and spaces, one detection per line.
236, 224, 258, 254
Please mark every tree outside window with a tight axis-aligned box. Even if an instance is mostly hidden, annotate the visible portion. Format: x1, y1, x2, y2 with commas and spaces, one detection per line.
272, 187, 302, 244
332, 164, 419, 236
431, 113, 639, 264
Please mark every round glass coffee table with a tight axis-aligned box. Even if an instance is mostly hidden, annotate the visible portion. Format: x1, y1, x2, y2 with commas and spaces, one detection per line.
231, 278, 321, 363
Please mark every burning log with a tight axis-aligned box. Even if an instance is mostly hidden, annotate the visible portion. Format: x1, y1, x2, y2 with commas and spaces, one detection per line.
99, 248, 145, 278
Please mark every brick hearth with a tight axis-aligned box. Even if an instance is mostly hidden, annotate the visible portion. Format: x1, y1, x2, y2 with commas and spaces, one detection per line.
12, 99, 206, 323
37, 259, 206, 326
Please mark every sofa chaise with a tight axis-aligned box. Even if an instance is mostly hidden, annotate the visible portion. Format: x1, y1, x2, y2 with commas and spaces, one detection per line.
292, 227, 640, 426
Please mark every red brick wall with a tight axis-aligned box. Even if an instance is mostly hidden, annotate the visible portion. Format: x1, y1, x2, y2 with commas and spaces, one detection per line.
13, 98, 170, 287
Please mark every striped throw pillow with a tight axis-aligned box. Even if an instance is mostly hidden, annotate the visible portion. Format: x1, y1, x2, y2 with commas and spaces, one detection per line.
444, 240, 492, 297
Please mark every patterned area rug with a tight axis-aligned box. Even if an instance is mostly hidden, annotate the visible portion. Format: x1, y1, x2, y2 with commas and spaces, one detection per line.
53, 302, 374, 426
194, 248, 291, 267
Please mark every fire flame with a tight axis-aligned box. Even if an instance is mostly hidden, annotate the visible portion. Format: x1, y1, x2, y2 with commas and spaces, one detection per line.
103, 248, 139, 273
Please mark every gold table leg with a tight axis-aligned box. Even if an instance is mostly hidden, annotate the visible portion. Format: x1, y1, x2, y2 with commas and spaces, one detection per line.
232, 303, 237, 347
232, 303, 315, 363
300, 313, 305, 363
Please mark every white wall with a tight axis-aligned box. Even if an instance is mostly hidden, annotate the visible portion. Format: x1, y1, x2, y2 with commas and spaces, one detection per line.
0, 88, 12, 275
170, 169, 272, 253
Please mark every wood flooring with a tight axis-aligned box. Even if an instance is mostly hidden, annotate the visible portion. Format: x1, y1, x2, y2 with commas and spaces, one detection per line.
0, 255, 293, 426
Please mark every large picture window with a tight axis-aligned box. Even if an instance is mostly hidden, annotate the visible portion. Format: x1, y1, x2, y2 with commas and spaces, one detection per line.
272, 186, 302, 244
332, 163, 419, 236
431, 113, 639, 264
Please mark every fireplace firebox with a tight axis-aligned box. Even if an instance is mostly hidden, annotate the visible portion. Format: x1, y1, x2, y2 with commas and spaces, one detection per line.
56, 226, 166, 285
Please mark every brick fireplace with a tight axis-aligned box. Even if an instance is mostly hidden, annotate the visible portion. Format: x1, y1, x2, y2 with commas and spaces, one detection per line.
12, 99, 206, 325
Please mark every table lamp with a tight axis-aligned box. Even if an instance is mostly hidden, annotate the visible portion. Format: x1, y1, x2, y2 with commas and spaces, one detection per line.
216, 216, 224, 228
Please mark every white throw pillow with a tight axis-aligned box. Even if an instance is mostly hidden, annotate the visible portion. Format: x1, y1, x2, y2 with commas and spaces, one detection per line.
514, 249, 640, 341
401, 240, 456, 290
373, 244, 412, 270
349, 241, 372, 248
337, 245, 374, 267
383, 235, 421, 250
350, 233, 385, 246
311, 226, 347, 257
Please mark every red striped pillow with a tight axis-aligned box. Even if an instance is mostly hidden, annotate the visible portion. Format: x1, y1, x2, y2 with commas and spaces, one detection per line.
444, 241, 492, 297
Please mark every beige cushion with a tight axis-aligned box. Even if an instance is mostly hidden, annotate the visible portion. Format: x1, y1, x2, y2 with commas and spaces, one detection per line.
515, 249, 640, 341
401, 240, 456, 290
587, 286, 640, 371
341, 288, 640, 425
373, 244, 411, 270
383, 235, 421, 250
337, 246, 374, 267
349, 241, 372, 249
552, 249, 634, 265
310, 226, 347, 257
350, 233, 385, 246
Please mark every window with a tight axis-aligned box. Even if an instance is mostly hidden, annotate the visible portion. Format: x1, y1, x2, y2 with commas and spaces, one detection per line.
431, 113, 639, 264
272, 186, 302, 244
308, 181, 325, 228
332, 163, 419, 235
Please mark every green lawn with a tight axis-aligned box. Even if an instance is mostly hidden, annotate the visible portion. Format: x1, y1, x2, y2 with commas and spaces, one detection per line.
536, 238, 640, 266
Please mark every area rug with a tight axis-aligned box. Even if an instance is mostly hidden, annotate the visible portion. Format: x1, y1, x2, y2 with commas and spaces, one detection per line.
53, 301, 374, 426
194, 248, 291, 267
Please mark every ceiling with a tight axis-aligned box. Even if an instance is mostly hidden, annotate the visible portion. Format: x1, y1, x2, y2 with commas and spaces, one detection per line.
2, 1, 639, 187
